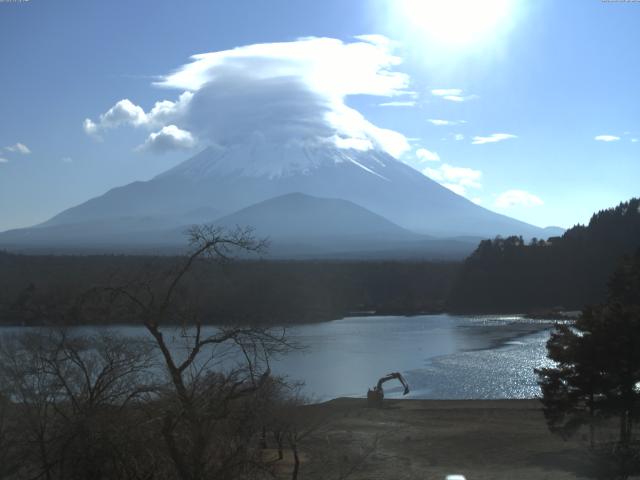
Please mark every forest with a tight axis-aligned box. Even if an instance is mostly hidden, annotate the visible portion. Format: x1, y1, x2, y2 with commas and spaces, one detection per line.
1, 198, 639, 325
448, 198, 640, 313
0, 250, 459, 326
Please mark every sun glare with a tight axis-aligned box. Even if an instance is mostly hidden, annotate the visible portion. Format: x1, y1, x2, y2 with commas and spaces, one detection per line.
398, 0, 515, 47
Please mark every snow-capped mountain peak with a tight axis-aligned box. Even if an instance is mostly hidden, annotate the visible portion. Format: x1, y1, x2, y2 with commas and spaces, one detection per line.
1, 140, 552, 251
157, 138, 392, 181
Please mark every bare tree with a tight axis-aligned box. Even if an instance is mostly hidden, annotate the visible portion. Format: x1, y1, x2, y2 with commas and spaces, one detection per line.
268, 398, 378, 480
0, 330, 158, 480
0, 387, 20, 478
90, 225, 296, 480
0, 225, 377, 480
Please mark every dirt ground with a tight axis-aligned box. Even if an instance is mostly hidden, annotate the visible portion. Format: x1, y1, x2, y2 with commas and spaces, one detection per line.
283, 398, 603, 480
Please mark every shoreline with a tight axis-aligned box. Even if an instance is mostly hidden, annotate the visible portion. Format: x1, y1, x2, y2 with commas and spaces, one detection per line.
316, 396, 543, 408
0, 309, 576, 329
455, 318, 553, 353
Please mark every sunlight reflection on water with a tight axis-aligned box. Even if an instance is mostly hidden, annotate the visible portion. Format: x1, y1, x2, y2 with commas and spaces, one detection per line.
405, 329, 556, 399
271, 314, 558, 401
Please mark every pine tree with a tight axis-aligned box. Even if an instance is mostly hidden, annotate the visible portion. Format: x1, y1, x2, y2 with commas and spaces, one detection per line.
536, 250, 640, 452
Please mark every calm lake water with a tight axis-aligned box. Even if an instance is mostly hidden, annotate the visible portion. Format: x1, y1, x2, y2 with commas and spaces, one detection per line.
273, 314, 558, 401
0, 314, 559, 401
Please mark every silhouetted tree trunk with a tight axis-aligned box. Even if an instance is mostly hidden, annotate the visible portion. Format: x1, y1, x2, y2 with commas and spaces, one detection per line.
98, 225, 295, 480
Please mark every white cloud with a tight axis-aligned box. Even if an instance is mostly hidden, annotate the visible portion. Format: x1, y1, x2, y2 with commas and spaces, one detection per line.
427, 119, 466, 126
62, 157, 73, 163
83, 93, 194, 138
431, 88, 462, 96
332, 136, 373, 151
431, 89, 476, 102
158, 38, 409, 97
471, 133, 517, 145
325, 102, 410, 157
453, 133, 465, 141
632, 138, 639, 143
495, 190, 543, 208
594, 135, 620, 142
88, 99, 147, 130
0, 157, 8, 163
442, 183, 466, 196
423, 163, 482, 196
146, 91, 194, 126
83, 118, 99, 137
5, 142, 31, 154
415, 148, 440, 162
353, 34, 393, 46
85, 37, 412, 158
378, 100, 416, 107
138, 125, 197, 153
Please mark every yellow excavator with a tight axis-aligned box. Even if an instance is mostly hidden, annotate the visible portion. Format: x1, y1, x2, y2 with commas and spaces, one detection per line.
367, 372, 410, 407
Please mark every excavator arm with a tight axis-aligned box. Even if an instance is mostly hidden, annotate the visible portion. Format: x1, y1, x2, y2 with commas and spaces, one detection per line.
376, 372, 410, 395
367, 371, 410, 407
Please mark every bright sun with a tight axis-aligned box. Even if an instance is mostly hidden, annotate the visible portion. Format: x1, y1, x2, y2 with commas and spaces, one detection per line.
399, 0, 515, 47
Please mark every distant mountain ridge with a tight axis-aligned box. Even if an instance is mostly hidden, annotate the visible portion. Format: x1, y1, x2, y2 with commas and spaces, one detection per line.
0, 142, 558, 256
207, 193, 481, 259
213, 192, 418, 240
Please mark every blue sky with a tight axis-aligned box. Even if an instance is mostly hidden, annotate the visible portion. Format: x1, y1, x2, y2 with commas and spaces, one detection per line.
0, 0, 638, 231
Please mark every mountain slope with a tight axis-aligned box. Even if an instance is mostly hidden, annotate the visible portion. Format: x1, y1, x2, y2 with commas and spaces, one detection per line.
0, 142, 550, 252
214, 192, 418, 240
44, 143, 543, 234
208, 192, 459, 258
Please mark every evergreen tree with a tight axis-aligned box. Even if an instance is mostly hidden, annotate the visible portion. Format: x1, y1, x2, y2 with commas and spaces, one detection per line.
536, 249, 640, 475
450, 198, 640, 313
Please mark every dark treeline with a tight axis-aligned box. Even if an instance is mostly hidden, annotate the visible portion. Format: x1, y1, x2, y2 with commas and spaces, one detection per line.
449, 198, 640, 313
3, 197, 640, 323
0, 252, 459, 326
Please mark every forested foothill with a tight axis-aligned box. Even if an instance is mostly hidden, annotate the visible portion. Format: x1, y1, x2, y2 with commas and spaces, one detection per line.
0, 250, 459, 326
449, 198, 640, 314
1, 198, 639, 326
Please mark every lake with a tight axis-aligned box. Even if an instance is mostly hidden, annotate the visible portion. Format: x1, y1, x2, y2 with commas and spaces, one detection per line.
0, 314, 558, 401
272, 314, 557, 401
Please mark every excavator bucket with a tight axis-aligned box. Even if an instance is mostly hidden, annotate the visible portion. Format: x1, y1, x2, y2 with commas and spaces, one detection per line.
398, 373, 410, 395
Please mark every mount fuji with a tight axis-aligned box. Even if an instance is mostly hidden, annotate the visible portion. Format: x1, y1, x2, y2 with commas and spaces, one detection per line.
0, 140, 554, 257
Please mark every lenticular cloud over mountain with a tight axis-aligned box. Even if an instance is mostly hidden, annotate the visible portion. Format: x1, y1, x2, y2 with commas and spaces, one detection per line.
0, 35, 555, 254
84, 36, 412, 158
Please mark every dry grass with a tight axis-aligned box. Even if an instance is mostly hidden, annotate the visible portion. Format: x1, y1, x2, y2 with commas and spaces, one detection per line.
287, 398, 598, 480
